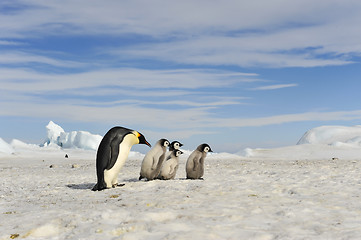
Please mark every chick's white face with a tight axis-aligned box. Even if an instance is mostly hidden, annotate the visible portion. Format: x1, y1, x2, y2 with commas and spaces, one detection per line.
204, 146, 210, 153
164, 140, 170, 147
176, 150, 182, 157
174, 142, 180, 149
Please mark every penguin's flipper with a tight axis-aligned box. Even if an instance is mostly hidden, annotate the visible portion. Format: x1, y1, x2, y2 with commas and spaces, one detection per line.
159, 152, 166, 163
151, 157, 157, 170
107, 136, 121, 170
169, 164, 176, 177
192, 156, 199, 171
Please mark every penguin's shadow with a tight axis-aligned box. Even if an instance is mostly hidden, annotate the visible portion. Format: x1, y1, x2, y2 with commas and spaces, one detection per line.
65, 178, 204, 189
66, 183, 94, 190
177, 178, 205, 181
122, 178, 140, 182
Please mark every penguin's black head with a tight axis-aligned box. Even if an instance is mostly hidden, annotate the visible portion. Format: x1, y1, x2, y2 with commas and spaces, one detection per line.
198, 143, 213, 153
174, 149, 183, 157
170, 141, 183, 150
159, 139, 170, 147
137, 131, 151, 147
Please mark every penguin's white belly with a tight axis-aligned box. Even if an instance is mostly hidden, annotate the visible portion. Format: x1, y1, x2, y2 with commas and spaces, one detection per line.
161, 160, 172, 175
104, 141, 132, 188
160, 159, 177, 179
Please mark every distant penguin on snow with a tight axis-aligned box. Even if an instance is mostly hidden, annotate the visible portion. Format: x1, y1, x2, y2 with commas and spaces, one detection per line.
139, 139, 170, 181
186, 143, 212, 180
92, 126, 151, 191
159, 149, 183, 180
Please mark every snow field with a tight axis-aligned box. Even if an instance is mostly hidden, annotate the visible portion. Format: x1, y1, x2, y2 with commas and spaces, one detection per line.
2, 123, 361, 239
1, 149, 361, 239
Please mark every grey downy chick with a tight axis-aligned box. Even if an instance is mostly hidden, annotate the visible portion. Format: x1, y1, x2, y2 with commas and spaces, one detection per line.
186, 143, 212, 179
139, 139, 170, 180
159, 149, 183, 180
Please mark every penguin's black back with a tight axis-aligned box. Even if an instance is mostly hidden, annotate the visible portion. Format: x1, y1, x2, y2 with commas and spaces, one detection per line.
97, 127, 133, 170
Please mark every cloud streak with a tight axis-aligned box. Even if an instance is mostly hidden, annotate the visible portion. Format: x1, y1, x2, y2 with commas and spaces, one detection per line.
250, 84, 298, 91
2, 96, 361, 133
0, 66, 258, 93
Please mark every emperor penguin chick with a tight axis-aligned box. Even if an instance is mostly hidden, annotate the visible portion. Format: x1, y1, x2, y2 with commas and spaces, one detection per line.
92, 126, 151, 191
139, 139, 170, 180
166, 140, 183, 159
159, 150, 183, 180
186, 143, 212, 179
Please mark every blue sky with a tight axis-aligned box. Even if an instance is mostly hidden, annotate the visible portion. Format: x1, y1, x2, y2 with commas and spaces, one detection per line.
1, 0, 361, 153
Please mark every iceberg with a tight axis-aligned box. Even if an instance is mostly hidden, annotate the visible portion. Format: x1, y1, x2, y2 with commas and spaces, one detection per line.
42, 121, 102, 151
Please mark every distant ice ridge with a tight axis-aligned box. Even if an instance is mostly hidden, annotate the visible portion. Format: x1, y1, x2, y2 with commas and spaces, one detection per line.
42, 121, 102, 151
0, 138, 14, 154
297, 125, 361, 147
238, 125, 361, 160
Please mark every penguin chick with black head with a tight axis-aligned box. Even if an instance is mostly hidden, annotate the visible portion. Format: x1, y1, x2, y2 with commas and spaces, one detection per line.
139, 139, 170, 181
186, 143, 212, 180
159, 149, 183, 180
92, 126, 151, 191
170, 141, 183, 151
166, 140, 183, 159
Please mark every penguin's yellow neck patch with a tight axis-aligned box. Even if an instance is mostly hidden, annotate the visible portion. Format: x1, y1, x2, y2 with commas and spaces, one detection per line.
133, 131, 140, 144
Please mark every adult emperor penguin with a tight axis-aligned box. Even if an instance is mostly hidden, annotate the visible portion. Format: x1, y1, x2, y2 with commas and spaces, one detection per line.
139, 139, 170, 181
186, 143, 213, 179
159, 149, 183, 180
92, 126, 151, 191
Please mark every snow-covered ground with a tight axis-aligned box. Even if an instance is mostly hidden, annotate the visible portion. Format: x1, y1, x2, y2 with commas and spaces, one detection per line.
1, 123, 361, 239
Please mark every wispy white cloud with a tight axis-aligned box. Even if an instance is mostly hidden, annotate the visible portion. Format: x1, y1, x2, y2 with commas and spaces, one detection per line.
1, 1, 361, 67
77, 98, 245, 108
250, 84, 298, 91
2, 96, 361, 134
115, 34, 354, 68
0, 65, 251, 127
0, 51, 85, 68
0, 67, 258, 93
216, 110, 361, 128
0, 40, 22, 45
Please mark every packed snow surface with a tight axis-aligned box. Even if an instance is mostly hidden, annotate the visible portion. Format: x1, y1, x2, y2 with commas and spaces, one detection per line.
1, 123, 361, 239
1, 147, 361, 239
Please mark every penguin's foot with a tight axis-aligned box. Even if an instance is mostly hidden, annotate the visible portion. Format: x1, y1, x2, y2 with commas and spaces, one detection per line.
92, 182, 107, 191
112, 183, 125, 188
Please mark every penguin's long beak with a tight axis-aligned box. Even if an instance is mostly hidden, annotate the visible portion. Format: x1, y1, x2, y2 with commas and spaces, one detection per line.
137, 132, 151, 147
